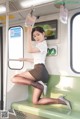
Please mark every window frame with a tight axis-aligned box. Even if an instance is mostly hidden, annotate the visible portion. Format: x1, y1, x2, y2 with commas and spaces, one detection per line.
8, 25, 24, 70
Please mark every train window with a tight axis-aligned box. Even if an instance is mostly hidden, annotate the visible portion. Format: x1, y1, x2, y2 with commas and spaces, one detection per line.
71, 13, 80, 73
8, 26, 24, 69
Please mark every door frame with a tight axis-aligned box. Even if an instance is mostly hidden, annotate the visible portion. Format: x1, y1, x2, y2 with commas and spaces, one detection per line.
0, 27, 3, 110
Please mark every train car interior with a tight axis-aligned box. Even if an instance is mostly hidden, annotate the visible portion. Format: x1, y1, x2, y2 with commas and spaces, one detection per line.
0, 0, 80, 119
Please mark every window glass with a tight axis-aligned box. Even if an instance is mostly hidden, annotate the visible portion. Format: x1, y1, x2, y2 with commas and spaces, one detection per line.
71, 13, 80, 73
8, 26, 24, 69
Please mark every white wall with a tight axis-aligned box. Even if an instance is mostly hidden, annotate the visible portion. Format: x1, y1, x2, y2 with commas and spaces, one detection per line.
3, 8, 80, 109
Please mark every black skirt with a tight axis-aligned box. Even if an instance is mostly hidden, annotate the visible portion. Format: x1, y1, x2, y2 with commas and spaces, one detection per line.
29, 64, 49, 83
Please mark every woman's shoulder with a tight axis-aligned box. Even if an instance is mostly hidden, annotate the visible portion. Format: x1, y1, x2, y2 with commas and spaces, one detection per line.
41, 40, 47, 45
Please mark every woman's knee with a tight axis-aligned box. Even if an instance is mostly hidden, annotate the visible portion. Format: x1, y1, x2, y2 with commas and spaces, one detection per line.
11, 76, 17, 83
32, 99, 38, 105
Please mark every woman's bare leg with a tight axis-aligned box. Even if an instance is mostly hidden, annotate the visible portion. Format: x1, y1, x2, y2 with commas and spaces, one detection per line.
12, 71, 37, 84
11, 71, 43, 90
14, 71, 36, 81
32, 87, 66, 105
12, 72, 67, 105
12, 76, 32, 85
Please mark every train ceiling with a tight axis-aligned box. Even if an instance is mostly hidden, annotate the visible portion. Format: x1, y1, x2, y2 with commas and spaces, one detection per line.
0, 0, 80, 25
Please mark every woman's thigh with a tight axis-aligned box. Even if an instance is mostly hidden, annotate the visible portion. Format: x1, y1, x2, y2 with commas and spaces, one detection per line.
15, 71, 36, 81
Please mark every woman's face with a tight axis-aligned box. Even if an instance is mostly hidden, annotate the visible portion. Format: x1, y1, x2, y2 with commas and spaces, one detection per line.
33, 31, 45, 43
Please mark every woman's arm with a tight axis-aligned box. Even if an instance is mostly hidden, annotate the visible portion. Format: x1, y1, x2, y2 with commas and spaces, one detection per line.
27, 26, 40, 53
18, 58, 34, 63
25, 14, 40, 53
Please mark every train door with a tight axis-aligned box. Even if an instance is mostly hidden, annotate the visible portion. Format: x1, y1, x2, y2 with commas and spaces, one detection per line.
0, 27, 3, 110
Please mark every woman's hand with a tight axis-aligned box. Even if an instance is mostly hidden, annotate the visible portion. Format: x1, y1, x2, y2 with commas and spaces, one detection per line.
18, 58, 23, 62
25, 14, 36, 27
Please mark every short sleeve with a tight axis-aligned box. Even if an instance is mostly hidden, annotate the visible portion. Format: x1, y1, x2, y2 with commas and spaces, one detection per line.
36, 41, 47, 53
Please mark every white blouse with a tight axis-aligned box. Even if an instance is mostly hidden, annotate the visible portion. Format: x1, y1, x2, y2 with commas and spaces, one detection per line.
33, 40, 47, 65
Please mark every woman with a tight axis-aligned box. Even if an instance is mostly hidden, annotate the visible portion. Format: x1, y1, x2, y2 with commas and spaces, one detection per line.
11, 16, 71, 109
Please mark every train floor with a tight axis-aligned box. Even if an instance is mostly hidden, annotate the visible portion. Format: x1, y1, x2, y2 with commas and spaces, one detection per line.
0, 114, 16, 119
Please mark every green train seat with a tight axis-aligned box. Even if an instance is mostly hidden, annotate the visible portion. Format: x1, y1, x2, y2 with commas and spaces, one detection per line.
11, 75, 80, 119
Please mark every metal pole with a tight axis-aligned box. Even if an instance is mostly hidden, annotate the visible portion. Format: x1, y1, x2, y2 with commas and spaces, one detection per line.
3, 0, 9, 110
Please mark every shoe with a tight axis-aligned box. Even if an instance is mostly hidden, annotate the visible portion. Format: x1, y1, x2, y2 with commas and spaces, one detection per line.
59, 96, 72, 110
38, 81, 47, 95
